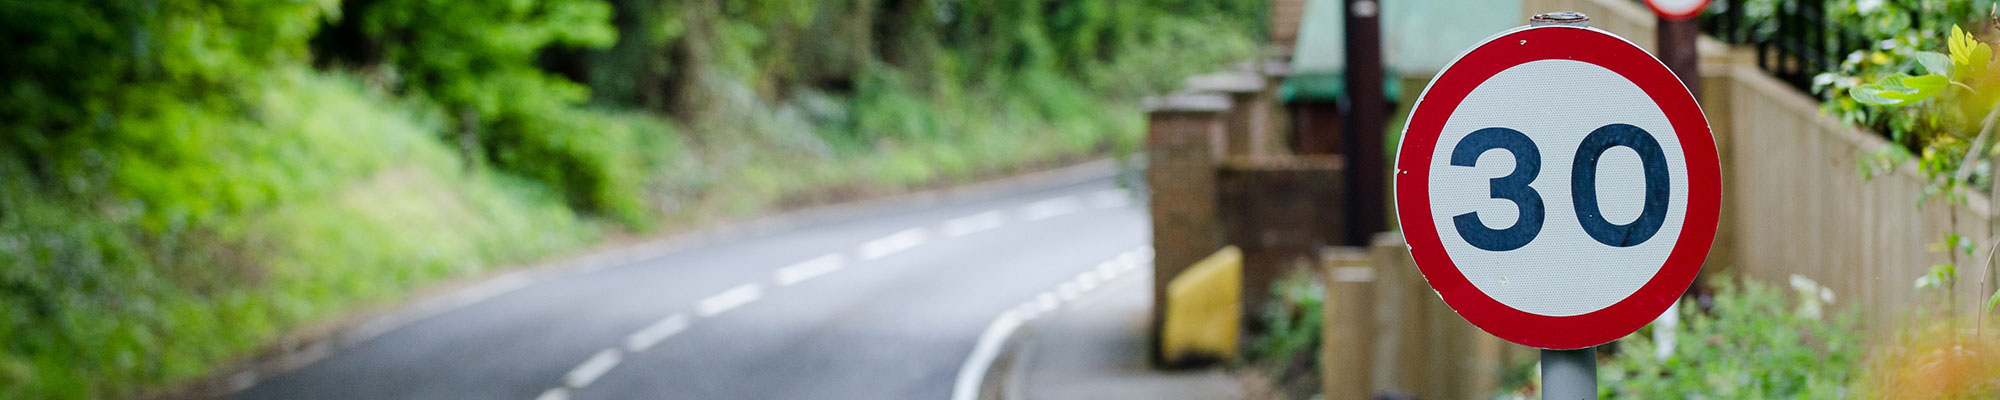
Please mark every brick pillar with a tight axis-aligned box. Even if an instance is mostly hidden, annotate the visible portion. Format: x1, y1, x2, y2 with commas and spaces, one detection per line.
1185, 72, 1268, 159
1146, 93, 1230, 365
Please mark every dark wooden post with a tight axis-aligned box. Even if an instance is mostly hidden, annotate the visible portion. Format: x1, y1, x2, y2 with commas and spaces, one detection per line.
1342, 0, 1389, 246
1658, 15, 1702, 98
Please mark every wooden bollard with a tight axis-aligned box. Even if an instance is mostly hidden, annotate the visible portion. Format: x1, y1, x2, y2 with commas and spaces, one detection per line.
1318, 247, 1376, 400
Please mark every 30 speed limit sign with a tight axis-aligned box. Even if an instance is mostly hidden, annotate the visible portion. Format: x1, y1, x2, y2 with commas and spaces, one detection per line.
1393, 25, 1720, 350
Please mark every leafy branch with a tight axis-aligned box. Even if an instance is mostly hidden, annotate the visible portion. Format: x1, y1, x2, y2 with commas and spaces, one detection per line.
1853, 25, 2000, 315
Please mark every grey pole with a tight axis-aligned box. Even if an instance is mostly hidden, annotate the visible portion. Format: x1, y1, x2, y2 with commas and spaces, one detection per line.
1542, 347, 1598, 399
1524, 11, 1600, 400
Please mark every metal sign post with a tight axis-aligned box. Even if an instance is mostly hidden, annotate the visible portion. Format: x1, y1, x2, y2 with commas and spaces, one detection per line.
1526, 14, 1604, 398
1542, 347, 1597, 399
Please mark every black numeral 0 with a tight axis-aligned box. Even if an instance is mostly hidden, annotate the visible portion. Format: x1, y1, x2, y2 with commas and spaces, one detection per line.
1450, 124, 1671, 250
1571, 123, 1670, 247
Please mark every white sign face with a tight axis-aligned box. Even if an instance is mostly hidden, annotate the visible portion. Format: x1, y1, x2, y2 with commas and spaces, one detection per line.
1646, 0, 1711, 19
1425, 59, 1690, 317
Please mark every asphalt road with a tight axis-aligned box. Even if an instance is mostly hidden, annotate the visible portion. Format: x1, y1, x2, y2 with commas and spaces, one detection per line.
234, 168, 1149, 400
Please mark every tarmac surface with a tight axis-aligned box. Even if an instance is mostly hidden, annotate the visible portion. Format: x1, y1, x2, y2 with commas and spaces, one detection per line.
234, 167, 1153, 400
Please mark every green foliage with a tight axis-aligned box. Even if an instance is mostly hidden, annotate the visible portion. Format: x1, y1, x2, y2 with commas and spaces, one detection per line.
0, 0, 1264, 397
1821, 8, 1999, 179
0, 0, 334, 138
1839, 20, 2000, 316
1246, 270, 1324, 369
1598, 279, 1863, 399
0, 71, 596, 399
326, 0, 645, 223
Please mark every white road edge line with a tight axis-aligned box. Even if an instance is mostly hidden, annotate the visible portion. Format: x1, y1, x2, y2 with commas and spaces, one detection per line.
1056, 282, 1080, 302
1035, 293, 1060, 312
950, 247, 1149, 400
624, 314, 690, 352
859, 228, 929, 260
1076, 273, 1099, 291
536, 388, 570, 400
775, 254, 846, 286
1022, 196, 1082, 221
942, 210, 1007, 237
563, 349, 623, 389
1095, 261, 1120, 279
696, 283, 764, 317
950, 309, 1029, 400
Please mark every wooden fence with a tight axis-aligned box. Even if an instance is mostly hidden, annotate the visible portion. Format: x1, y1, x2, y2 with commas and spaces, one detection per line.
1523, 0, 2000, 337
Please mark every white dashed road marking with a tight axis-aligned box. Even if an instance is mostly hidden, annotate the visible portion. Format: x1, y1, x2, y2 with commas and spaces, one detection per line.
1086, 189, 1132, 209
1022, 197, 1082, 221
942, 211, 1007, 237
860, 228, 929, 260
697, 284, 764, 317
624, 314, 690, 352
564, 349, 622, 389
533, 188, 1120, 398
775, 254, 846, 286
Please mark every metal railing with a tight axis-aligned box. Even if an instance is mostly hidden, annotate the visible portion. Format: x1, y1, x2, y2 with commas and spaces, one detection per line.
1701, 0, 1880, 94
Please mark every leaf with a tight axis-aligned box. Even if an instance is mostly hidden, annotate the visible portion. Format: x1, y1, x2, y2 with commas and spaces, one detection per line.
1951, 25, 1978, 67
1848, 83, 1912, 105
1892, 74, 1949, 94
1990, 290, 2000, 312
1912, 51, 1953, 77
1949, 25, 1995, 77
1971, 44, 1995, 77
1851, 74, 1946, 106
1916, 263, 1956, 290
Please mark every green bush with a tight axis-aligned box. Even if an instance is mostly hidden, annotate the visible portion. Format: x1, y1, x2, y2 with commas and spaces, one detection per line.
1596, 279, 1862, 398
1247, 271, 1325, 368
0, 70, 601, 399
323, 0, 643, 223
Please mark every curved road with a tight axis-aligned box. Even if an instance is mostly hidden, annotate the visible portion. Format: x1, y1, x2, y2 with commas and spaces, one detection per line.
235, 170, 1148, 400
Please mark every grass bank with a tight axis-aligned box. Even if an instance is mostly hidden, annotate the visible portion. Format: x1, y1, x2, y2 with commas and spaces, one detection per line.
0, 13, 1257, 400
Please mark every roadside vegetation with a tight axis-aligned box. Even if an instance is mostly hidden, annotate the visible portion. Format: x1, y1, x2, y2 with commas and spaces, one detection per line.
1241, 270, 1324, 399
1525, 3, 2000, 398
0, 1, 1263, 397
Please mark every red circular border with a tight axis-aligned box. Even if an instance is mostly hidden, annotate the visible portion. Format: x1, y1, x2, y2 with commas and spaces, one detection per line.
1393, 26, 1720, 350
1646, 0, 1710, 20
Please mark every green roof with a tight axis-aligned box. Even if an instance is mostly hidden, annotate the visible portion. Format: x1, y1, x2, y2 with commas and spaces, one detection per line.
1279, 70, 1402, 103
